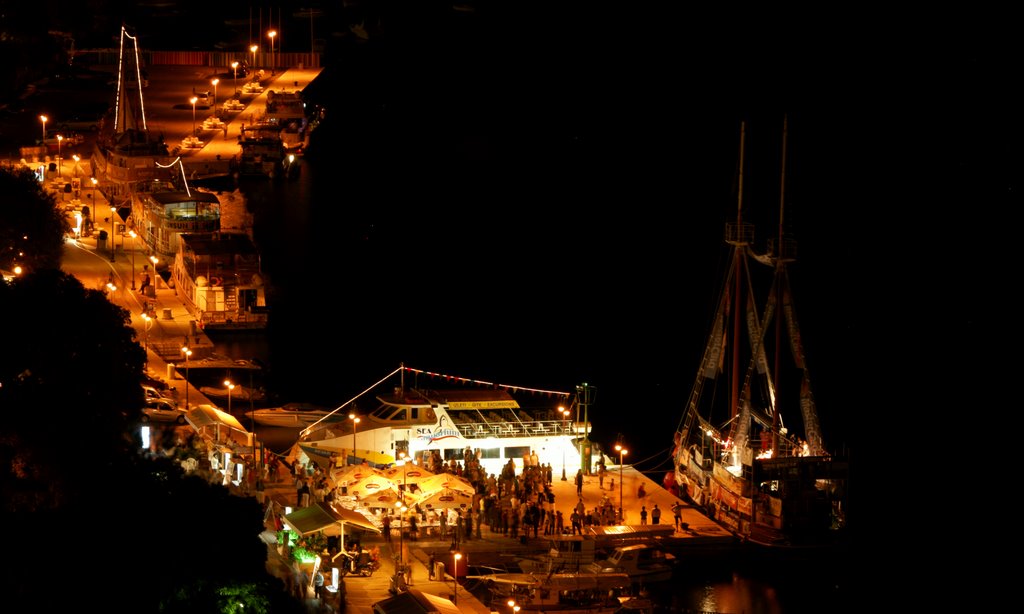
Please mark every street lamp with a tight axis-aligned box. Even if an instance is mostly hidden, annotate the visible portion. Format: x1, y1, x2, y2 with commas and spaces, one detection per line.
211, 78, 219, 107
141, 312, 152, 363
128, 230, 137, 289
348, 413, 360, 466
395, 500, 407, 577
40, 115, 47, 144
452, 551, 462, 604
56, 134, 63, 177
181, 346, 192, 410
559, 405, 569, 480
615, 443, 627, 523
149, 256, 160, 289
189, 96, 198, 137
225, 379, 235, 414
250, 45, 258, 72
231, 61, 239, 93
109, 206, 117, 261
268, 30, 277, 73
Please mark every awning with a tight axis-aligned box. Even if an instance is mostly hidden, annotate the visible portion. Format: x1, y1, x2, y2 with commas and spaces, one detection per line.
186, 404, 249, 435
372, 588, 461, 614
282, 501, 380, 536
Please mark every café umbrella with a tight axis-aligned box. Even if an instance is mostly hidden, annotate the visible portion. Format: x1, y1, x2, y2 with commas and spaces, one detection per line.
330, 463, 387, 488
415, 473, 475, 496
414, 487, 474, 511
345, 475, 401, 499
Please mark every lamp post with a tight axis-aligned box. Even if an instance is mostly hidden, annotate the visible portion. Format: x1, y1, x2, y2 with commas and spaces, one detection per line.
149, 256, 160, 289
559, 405, 569, 480
109, 206, 117, 261
615, 443, 627, 523
452, 551, 462, 604
231, 61, 239, 94
395, 500, 406, 577
40, 115, 47, 144
141, 312, 152, 364
189, 96, 198, 137
349, 413, 360, 466
225, 379, 235, 414
211, 78, 219, 107
250, 45, 258, 72
128, 230, 137, 289
181, 346, 192, 410
56, 134, 63, 177
268, 30, 277, 73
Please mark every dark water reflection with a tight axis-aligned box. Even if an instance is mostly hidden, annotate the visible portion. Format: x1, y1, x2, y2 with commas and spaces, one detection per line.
205, 132, 851, 614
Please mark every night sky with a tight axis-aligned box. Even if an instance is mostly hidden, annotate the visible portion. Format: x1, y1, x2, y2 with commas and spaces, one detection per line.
6, 4, 1005, 466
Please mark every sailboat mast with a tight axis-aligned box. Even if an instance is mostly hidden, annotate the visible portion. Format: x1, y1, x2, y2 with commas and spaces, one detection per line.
772, 116, 788, 453
730, 122, 746, 426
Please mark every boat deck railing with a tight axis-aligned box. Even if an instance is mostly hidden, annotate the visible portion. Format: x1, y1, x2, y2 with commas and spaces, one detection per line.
456, 418, 571, 439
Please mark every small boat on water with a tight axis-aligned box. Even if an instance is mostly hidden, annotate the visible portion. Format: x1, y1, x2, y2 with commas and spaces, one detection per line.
465, 570, 651, 613
584, 544, 676, 585
513, 525, 675, 574
199, 383, 266, 403
246, 402, 345, 428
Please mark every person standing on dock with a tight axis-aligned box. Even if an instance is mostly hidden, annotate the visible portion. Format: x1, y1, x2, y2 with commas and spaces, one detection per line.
671, 501, 683, 530
575, 468, 584, 496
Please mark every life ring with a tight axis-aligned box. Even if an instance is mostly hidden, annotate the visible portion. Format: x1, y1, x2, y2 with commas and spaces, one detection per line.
211, 276, 223, 286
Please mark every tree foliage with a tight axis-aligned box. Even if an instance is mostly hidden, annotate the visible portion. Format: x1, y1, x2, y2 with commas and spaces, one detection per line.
0, 166, 70, 273
0, 169, 302, 612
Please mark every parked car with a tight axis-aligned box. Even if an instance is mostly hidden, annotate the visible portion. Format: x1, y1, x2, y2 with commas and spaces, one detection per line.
56, 115, 102, 134
142, 398, 187, 424
141, 373, 175, 396
142, 383, 176, 403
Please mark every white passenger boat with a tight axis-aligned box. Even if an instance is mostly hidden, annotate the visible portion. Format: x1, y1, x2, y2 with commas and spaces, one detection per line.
246, 402, 344, 428
296, 365, 603, 477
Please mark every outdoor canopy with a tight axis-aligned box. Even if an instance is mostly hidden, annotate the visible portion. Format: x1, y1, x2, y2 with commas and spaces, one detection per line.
186, 404, 249, 434
371, 588, 461, 614
282, 501, 380, 536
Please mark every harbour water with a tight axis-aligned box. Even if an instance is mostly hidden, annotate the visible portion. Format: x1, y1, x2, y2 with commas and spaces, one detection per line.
205, 173, 851, 613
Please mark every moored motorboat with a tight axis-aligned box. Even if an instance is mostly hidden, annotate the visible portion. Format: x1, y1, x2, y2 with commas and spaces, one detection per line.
465, 570, 643, 613
246, 402, 345, 428
584, 543, 676, 584
513, 525, 675, 574
199, 383, 266, 403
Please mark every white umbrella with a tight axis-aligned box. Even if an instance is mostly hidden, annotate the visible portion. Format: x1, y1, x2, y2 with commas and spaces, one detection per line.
415, 487, 475, 511
379, 463, 436, 485
345, 474, 401, 499
330, 463, 386, 487
416, 473, 475, 496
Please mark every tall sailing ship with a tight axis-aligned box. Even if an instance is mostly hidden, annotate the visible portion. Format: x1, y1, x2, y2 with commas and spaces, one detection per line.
671, 120, 848, 549
90, 25, 174, 208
